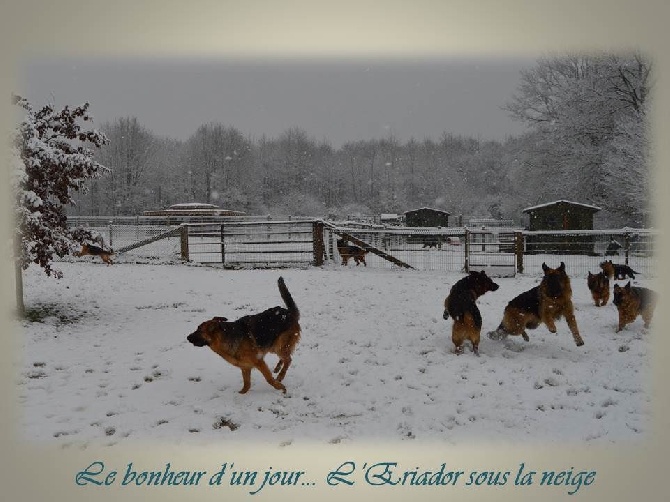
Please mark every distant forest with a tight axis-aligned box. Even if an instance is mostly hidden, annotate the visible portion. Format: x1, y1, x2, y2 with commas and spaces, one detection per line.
70, 53, 653, 228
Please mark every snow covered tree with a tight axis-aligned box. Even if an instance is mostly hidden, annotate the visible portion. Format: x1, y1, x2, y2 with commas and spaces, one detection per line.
11, 95, 109, 313
504, 53, 652, 225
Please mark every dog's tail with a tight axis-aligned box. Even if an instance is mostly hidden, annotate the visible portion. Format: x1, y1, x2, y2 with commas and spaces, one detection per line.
278, 277, 300, 320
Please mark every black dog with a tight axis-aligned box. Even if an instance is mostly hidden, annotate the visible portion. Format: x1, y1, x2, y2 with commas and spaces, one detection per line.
443, 270, 499, 355
600, 260, 639, 280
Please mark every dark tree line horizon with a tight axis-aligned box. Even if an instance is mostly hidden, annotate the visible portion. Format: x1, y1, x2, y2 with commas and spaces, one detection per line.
69, 53, 653, 228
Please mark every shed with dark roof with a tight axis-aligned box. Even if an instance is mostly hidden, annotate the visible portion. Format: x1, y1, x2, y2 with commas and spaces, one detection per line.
523, 200, 601, 254
404, 207, 451, 227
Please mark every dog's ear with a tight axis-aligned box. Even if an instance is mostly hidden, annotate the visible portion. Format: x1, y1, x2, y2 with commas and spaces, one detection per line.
625, 282, 631, 290
542, 262, 548, 272
558, 262, 566, 272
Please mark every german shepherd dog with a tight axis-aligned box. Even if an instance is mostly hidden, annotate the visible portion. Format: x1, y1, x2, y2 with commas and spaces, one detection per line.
423, 236, 443, 249
74, 243, 114, 265
443, 270, 499, 355
587, 271, 610, 307
488, 262, 584, 347
186, 277, 300, 394
600, 260, 638, 280
336, 238, 369, 266
612, 281, 657, 332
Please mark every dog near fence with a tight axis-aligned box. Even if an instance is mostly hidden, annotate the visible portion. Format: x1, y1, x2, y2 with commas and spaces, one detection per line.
65, 217, 657, 277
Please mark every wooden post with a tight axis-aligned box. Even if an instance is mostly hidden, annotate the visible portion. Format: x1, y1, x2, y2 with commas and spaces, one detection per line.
313, 220, 325, 266
220, 222, 226, 265
464, 228, 470, 273
180, 225, 189, 261
515, 231, 524, 274
624, 233, 630, 265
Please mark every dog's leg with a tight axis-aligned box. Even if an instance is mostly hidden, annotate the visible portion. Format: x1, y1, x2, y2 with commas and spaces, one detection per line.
273, 360, 284, 374
239, 368, 252, 394
471, 331, 480, 356
487, 323, 509, 341
544, 315, 558, 334
616, 317, 625, 333
642, 309, 653, 329
563, 305, 584, 346
255, 359, 286, 393
275, 356, 292, 382
452, 321, 467, 355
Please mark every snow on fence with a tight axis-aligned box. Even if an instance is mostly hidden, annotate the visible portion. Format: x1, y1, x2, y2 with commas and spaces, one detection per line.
66, 218, 658, 277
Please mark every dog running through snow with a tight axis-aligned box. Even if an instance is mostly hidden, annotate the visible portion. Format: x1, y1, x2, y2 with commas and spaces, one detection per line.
186, 277, 301, 394
488, 262, 584, 347
74, 243, 114, 265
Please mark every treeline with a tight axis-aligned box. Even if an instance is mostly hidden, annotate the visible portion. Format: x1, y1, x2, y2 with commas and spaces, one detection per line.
71, 53, 653, 227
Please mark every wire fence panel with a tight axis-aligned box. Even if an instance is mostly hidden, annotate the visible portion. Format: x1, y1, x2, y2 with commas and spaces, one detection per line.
521, 230, 656, 278
65, 217, 658, 278
324, 226, 469, 272
186, 221, 317, 268
66, 224, 182, 262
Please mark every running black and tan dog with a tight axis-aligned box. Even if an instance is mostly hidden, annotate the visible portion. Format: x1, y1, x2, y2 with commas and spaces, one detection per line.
74, 243, 114, 265
422, 236, 443, 249
488, 262, 584, 347
186, 277, 300, 394
336, 238, 369, 266
587, 271, 610, 307
443, 270, 499, 355
600, 260, 638, 280
613, 281, 657, 332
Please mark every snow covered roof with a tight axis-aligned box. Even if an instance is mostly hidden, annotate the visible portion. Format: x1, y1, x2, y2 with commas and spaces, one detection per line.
404, 207, 451, 215
522, 200, 601, 213
168, 203, 219, 210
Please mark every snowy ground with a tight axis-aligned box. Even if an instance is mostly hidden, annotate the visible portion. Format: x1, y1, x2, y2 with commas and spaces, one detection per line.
13, 260, 653, 448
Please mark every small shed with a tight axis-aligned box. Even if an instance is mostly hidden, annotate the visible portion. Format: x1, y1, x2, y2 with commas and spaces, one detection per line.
523, 200, 601, 254
404, 208, 451, 227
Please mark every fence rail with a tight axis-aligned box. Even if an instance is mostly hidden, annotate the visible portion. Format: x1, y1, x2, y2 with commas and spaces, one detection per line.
66, 218, 658, 276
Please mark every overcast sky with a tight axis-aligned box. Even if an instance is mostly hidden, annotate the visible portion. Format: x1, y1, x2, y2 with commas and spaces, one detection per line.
19, 57, 533, 147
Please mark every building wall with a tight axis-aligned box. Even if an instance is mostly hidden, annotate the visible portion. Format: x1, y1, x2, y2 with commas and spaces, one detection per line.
527, 206, 595, 231
525, 204, 598, 254
405, 209, 450, 227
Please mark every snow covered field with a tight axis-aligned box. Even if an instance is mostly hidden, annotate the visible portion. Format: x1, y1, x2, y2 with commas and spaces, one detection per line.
14, 261, 653, 448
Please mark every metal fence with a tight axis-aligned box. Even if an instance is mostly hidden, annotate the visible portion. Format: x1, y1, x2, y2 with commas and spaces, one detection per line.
183, 220, 317, 267
323, 225, 657, 277
66, 217, 657, 277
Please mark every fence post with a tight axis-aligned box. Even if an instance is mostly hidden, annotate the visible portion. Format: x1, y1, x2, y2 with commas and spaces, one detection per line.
313, 220, 325, 266
464, 228, 470, 273
220, 222, 226, 266
624, 233, 630, 265
180, 225, 189, 261
515, 231, 524, 274
108, 223, 113, 248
